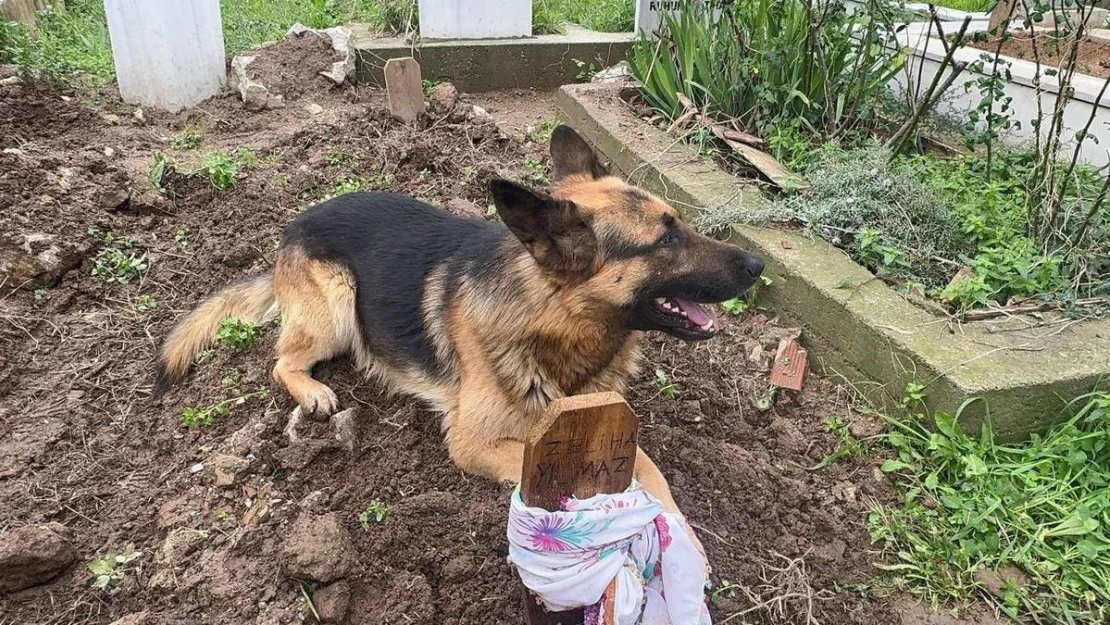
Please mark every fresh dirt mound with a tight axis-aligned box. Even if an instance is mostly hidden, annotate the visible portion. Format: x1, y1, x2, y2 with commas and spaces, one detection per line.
0, 80, 972, 625
243, 31, 345, 101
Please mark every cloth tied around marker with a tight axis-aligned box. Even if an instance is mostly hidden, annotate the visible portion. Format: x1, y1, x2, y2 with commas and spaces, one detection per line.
507, 483, 712, 625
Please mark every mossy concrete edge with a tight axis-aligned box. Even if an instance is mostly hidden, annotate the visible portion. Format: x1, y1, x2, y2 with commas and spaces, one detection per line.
558, 82, 1110, 439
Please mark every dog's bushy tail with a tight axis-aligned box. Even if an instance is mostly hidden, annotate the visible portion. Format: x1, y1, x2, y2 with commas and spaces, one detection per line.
154, 273, 277, 396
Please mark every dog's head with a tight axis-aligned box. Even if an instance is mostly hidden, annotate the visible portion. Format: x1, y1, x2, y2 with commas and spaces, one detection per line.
490, 125, 764, 341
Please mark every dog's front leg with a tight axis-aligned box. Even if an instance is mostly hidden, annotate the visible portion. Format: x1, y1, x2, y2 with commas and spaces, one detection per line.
444, 387, 531, 484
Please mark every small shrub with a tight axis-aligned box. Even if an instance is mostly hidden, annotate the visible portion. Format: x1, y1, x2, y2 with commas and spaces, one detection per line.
523, 157, 550, 186
358, 500, 392, 529
216, 317, 260, 351
135, 295, 157, 312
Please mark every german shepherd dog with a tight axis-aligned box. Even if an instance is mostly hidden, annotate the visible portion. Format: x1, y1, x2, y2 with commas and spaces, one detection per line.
156, 126, 763, 525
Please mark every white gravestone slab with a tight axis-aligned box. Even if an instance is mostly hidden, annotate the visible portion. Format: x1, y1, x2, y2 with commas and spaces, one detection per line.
104, 0, 227, 113
635, 0, 718, 36
418, 0, 531, 39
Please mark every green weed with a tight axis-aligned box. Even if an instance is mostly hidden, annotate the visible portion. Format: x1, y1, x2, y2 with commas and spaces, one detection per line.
88, 227, 148, 284
181, 388, 268, 430
463, 524, 484, 551
523, 157, 550, 186
88, 545, 143, 590
171, 128, 203, 150
135, 295, 158, 312
174, 225, 191, 249
871, 390, 1110, 623
200, 150, 240, 189
216, 317, 260, 351
654, 368, 680, 400
149, 153, 172, 189
358, 500, 392, 529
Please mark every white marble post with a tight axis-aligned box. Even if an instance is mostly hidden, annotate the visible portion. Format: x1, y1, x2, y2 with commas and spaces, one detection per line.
417, 0, 531, 39
104, 0, 227, 113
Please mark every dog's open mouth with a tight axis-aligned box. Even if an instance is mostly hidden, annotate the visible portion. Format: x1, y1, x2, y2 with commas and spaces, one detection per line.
652, 296, 719, 338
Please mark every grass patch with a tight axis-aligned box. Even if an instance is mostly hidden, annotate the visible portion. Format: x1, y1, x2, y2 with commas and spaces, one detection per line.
871, 390, 1110, 623
930, 0, 995, 11
534, 0, 633, 33
0, 0, 114, 88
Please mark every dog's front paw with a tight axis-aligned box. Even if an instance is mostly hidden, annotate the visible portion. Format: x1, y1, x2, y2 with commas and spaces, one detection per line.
300, 386, 340, 421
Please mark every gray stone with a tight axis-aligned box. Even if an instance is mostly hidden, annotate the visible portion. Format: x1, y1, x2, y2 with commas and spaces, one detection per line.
428, 82, 458, 116
280, 512, 354, 583
0, 523, 77, 592
0, 232, 88, 290
206, 453, 251, 487
231, 55, 285, 111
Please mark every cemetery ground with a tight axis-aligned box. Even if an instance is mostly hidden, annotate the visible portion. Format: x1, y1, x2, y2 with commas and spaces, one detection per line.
3, 5, 1110, 625
0, 23, 1006, 625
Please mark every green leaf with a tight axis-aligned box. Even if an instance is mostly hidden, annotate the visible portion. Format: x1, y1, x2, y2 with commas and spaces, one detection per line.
963, 454, 988, 477
881, 459, 912, 473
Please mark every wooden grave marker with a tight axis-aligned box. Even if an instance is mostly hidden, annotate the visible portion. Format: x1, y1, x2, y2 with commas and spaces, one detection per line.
384, 57, 424, 124
519, 392, 640, 625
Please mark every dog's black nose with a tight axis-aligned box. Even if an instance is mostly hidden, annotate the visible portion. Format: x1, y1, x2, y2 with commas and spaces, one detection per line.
743, 254, 764, 280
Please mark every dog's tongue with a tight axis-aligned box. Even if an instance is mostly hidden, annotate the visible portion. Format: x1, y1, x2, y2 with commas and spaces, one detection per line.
675, 298, 717, 326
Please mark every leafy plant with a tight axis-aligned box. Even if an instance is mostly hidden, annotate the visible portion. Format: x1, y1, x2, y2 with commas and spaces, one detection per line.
523, 157, 550, 186
629, 0, 910, 139
216, 317, 260, 351
871, 390, 1110, 623
149, 153, 171, 189
181, 389, 268, 430
358, 500, 392, 529
88, 545, 143, 590
171, 128, 203, 150
721, 298, 749, 315
572, 58, 597, 82
135, 295, 158, 312
200, 150, 240, 189
89, 227, 148, 284
654, 368, 680, 400
463, 524, 484, 550
174, 224, 191, 249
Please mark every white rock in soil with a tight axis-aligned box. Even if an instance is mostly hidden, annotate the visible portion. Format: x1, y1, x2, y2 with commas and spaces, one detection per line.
230, 54, 285, 111
304, 102, 324, 115
591, 61, 633, 84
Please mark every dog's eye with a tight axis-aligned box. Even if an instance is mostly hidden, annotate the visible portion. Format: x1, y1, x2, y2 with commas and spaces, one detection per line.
657, 230, 680, 248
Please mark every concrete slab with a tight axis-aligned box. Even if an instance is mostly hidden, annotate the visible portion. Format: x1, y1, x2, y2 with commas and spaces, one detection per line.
353, 26, 635, 92
558, 82, 1110, 440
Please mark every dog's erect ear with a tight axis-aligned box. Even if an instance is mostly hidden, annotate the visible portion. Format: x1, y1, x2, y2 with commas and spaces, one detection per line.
550, 125, 607, 182
490, 178, 598, 278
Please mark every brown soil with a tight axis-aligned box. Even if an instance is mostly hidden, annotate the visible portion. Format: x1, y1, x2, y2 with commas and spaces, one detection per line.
964, 32, 1110, 79
0, 44, 996, 625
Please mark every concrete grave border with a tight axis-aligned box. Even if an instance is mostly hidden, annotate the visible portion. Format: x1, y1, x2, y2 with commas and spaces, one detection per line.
558, 82, 1110, 439
353, 25, 634, 92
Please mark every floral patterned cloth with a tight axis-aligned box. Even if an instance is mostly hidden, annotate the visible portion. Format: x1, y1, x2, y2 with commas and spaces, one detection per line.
507, 484, 712, 624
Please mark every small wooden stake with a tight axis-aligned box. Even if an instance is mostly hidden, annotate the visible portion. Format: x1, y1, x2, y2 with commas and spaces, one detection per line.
384, 57, 424, 124
519, 392, 639, 625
